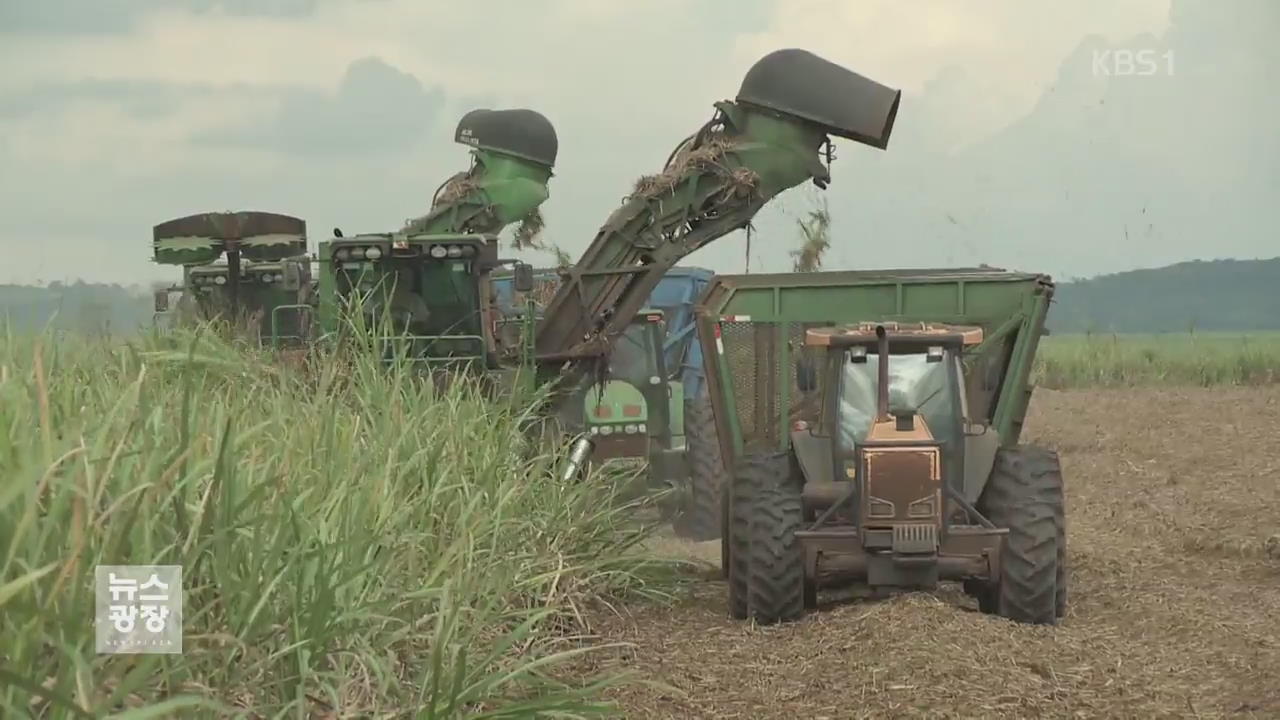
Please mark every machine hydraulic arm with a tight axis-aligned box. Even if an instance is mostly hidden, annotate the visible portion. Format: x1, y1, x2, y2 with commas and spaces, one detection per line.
533, 49, 901, 375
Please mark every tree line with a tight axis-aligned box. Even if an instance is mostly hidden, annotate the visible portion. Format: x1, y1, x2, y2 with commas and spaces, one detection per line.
5, 256, 1279, 336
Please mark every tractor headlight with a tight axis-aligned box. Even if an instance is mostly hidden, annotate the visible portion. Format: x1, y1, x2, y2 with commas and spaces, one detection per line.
335, 248, 350, 261
429, 245, 448, 259
364, 246, 383, 260
637, 423, 646, 433
599, 425, 614, 436
624, 424, 639, 434
213, 276, 227, 285
589, 426, 600, 435
446, 245, 462, 258
261, 274, 274, 283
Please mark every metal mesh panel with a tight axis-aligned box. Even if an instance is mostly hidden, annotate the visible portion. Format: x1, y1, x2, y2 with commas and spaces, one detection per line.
719, 321, 760, 445
785, 322, 828, 429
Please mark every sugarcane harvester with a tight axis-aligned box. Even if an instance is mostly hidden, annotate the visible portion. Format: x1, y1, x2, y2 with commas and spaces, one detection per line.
535, 48, 902, 478
314, 108, 558, 370
151, 211, 312, 343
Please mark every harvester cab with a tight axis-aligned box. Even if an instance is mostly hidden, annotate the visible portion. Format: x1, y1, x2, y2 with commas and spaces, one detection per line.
316, 232, 513, 368
312, 106, 556, 373
237, 260, 313, 347
179, 259, 313, 345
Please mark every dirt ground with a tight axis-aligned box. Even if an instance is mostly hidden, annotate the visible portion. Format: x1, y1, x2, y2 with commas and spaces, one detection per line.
572, 387, 1280, 719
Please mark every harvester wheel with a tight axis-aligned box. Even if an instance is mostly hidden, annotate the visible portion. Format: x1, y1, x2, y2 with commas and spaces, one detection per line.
720, 483, 730, 578
978, 445, 1063, 626
726, 458, 758, 619
675, 387, 728, 541
745, 451, 806, 625
1055, 493, 1068, 618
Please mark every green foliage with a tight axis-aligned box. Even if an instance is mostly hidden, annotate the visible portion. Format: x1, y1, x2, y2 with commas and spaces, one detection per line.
1033, 331, 1280, 388
0, 322, 681, 717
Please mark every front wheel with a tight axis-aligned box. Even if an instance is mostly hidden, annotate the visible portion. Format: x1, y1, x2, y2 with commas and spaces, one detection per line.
675, 387, 728, 541
744, 451, 806, 625
978, 444, 1063, 626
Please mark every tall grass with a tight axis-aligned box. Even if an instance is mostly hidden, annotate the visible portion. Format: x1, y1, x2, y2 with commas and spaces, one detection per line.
1034, 331, 1280, 388
0, 322, 678, 718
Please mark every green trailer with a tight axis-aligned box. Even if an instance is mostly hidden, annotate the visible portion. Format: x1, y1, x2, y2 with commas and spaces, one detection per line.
694, 267, 1066, 626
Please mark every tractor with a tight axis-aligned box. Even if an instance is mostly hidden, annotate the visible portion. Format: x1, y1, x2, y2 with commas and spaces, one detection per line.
695, 269, 1066, 626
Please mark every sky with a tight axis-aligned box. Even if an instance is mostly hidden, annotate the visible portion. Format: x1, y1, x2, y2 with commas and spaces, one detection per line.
0, 0, 1275, 286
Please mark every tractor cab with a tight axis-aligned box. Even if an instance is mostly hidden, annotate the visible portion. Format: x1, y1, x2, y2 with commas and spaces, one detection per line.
581, 309, 672, 464
790, 322, 1005, 595
811, 321, 981, 510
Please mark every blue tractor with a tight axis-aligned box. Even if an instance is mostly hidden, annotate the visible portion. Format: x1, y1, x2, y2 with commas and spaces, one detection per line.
491, 265, 727, 540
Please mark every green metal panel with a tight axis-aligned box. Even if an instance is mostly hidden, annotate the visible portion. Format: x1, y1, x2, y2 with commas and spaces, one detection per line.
583, 380, 649, 423
404, 149, 553, 236
694, 267, 1055, 464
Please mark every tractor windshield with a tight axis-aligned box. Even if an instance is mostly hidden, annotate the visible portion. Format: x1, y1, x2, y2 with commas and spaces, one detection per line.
838, 350, 959, 450
608, 319, 661, 387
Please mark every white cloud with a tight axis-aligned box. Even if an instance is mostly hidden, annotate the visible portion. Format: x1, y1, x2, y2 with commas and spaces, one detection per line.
5, 0, 1276, 287
734, 0, 1171, 148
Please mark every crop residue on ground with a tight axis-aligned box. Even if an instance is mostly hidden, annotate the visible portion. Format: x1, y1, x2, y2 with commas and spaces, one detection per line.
566, 387, 1280, 719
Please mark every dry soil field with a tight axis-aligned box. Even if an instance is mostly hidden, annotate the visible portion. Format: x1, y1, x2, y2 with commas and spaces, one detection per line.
571, 387, 1280, 719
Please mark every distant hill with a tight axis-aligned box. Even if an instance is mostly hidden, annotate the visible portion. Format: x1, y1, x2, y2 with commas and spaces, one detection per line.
1049, 257, 1280, 333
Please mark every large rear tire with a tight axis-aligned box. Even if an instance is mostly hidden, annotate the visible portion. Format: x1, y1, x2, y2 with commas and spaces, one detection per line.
726, 456, 758, 619
1055, 488, 1068, 618
675, 387, 727, 541
720, 482, 730, 578
745, 451, 806, 625
978, 445, 1062, 626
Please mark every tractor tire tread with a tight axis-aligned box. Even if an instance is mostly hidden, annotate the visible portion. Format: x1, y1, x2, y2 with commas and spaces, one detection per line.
676, 388, 728, 541
726, 456, 760, 619
979, 444, 1063, 626
745, 451, 806, 625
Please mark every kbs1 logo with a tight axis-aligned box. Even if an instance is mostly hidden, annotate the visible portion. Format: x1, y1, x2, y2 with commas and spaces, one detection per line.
1092, 49, 1175, 77
95, 565, 183, 654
